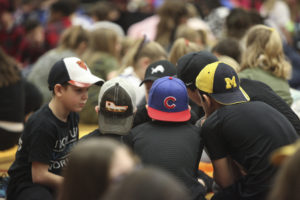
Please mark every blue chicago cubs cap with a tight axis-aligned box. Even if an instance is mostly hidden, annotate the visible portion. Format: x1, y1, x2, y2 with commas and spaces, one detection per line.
147, 76, 191, 122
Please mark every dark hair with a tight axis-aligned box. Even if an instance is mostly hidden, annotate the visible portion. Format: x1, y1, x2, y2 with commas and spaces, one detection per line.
248, 9, 264, 26
50, 0, 78, 16
225, 8, 252, 40
23, 19, 41, 33
103, 167, 191, 200
51, 81, 68, 95
212, 38, 242, 63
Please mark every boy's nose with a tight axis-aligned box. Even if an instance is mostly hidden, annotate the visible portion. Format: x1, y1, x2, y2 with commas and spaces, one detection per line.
82, 91, 88, 100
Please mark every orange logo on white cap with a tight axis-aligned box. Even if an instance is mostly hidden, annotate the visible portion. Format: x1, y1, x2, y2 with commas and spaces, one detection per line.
76, 60, 88, 71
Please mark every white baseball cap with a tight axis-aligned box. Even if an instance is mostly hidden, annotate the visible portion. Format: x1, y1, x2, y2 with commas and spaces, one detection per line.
48, 57, 104, 90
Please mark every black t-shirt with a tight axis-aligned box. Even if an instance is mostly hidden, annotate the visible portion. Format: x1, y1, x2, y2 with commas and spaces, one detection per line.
124, 121, 206, 200
202, 101, 299, 199
7, 104, 79, 196
0, 78, 25, 122
241, 78, 300, 135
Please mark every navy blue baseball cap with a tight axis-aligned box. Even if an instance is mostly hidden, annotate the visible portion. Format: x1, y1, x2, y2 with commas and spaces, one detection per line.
147, 76, 191, 122
196, 61, 250, 105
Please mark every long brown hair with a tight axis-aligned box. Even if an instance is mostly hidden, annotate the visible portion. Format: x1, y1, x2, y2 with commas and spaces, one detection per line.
58, 25, 89, 50
0, 48, 20, 87
89, 28, 119, 57
121, 37, 167, 71
168, 38, 202, 65
155, 0, 188, 50
240, 25, 291, 79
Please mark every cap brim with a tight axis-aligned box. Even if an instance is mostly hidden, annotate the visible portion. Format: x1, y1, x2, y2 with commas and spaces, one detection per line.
147, 106, 191, 122
98, 113, 134, 135
211, 87, 250, 105
139, 77, 158, 86
68, 74, 104, 88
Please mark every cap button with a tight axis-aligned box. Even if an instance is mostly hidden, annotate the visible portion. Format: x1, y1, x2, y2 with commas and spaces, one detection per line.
169, 77, 173, 80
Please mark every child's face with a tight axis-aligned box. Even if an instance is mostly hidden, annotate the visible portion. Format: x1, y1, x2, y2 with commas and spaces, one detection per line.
61, 85, 89, 112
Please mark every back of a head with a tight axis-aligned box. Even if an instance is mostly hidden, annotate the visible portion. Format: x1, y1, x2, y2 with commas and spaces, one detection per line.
89, 28, 119, 56
169, 38, 203, 65
175, 25, 202, 44
59, 138, 130, 200
157, 0, 188, 24
248, 9, 264, 26
89, 1, 117, 21
50, 0, 78, 17
212, 38, 241, 63
241, 24, 291, 79
58, 25, 89, 50
155, 0, 189, 49
225, 8, 251, 40
122, 38, 167, 69
103, 167, 191, 200
176, 51, 218, 91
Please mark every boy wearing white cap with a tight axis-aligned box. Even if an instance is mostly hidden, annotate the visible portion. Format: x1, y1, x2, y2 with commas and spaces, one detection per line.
7, 57, 104, 200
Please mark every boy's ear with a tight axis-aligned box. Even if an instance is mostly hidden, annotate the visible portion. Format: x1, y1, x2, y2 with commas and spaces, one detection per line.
202, 94, 212, 107
53, 84, 64, 97
95, 106, 99, 113
199, 93, 212, 118
141, 57, 151, 69
145, 104, 148, 110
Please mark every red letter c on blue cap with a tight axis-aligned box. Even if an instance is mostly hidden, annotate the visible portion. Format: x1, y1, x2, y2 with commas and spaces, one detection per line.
164, 96, 176, 109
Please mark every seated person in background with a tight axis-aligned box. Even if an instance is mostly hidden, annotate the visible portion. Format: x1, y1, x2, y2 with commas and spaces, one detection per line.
82, 77, 137, 141
6, 57, 104, 200
195, 61, 299, 200
124, 76, 207, 200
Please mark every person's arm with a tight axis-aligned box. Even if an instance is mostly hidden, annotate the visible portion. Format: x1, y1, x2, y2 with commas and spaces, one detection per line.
32, 161, 63, 190
211, 157, 235, 188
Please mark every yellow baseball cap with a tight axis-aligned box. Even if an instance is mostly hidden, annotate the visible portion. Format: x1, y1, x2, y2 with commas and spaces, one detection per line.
196, 61, 250, 105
